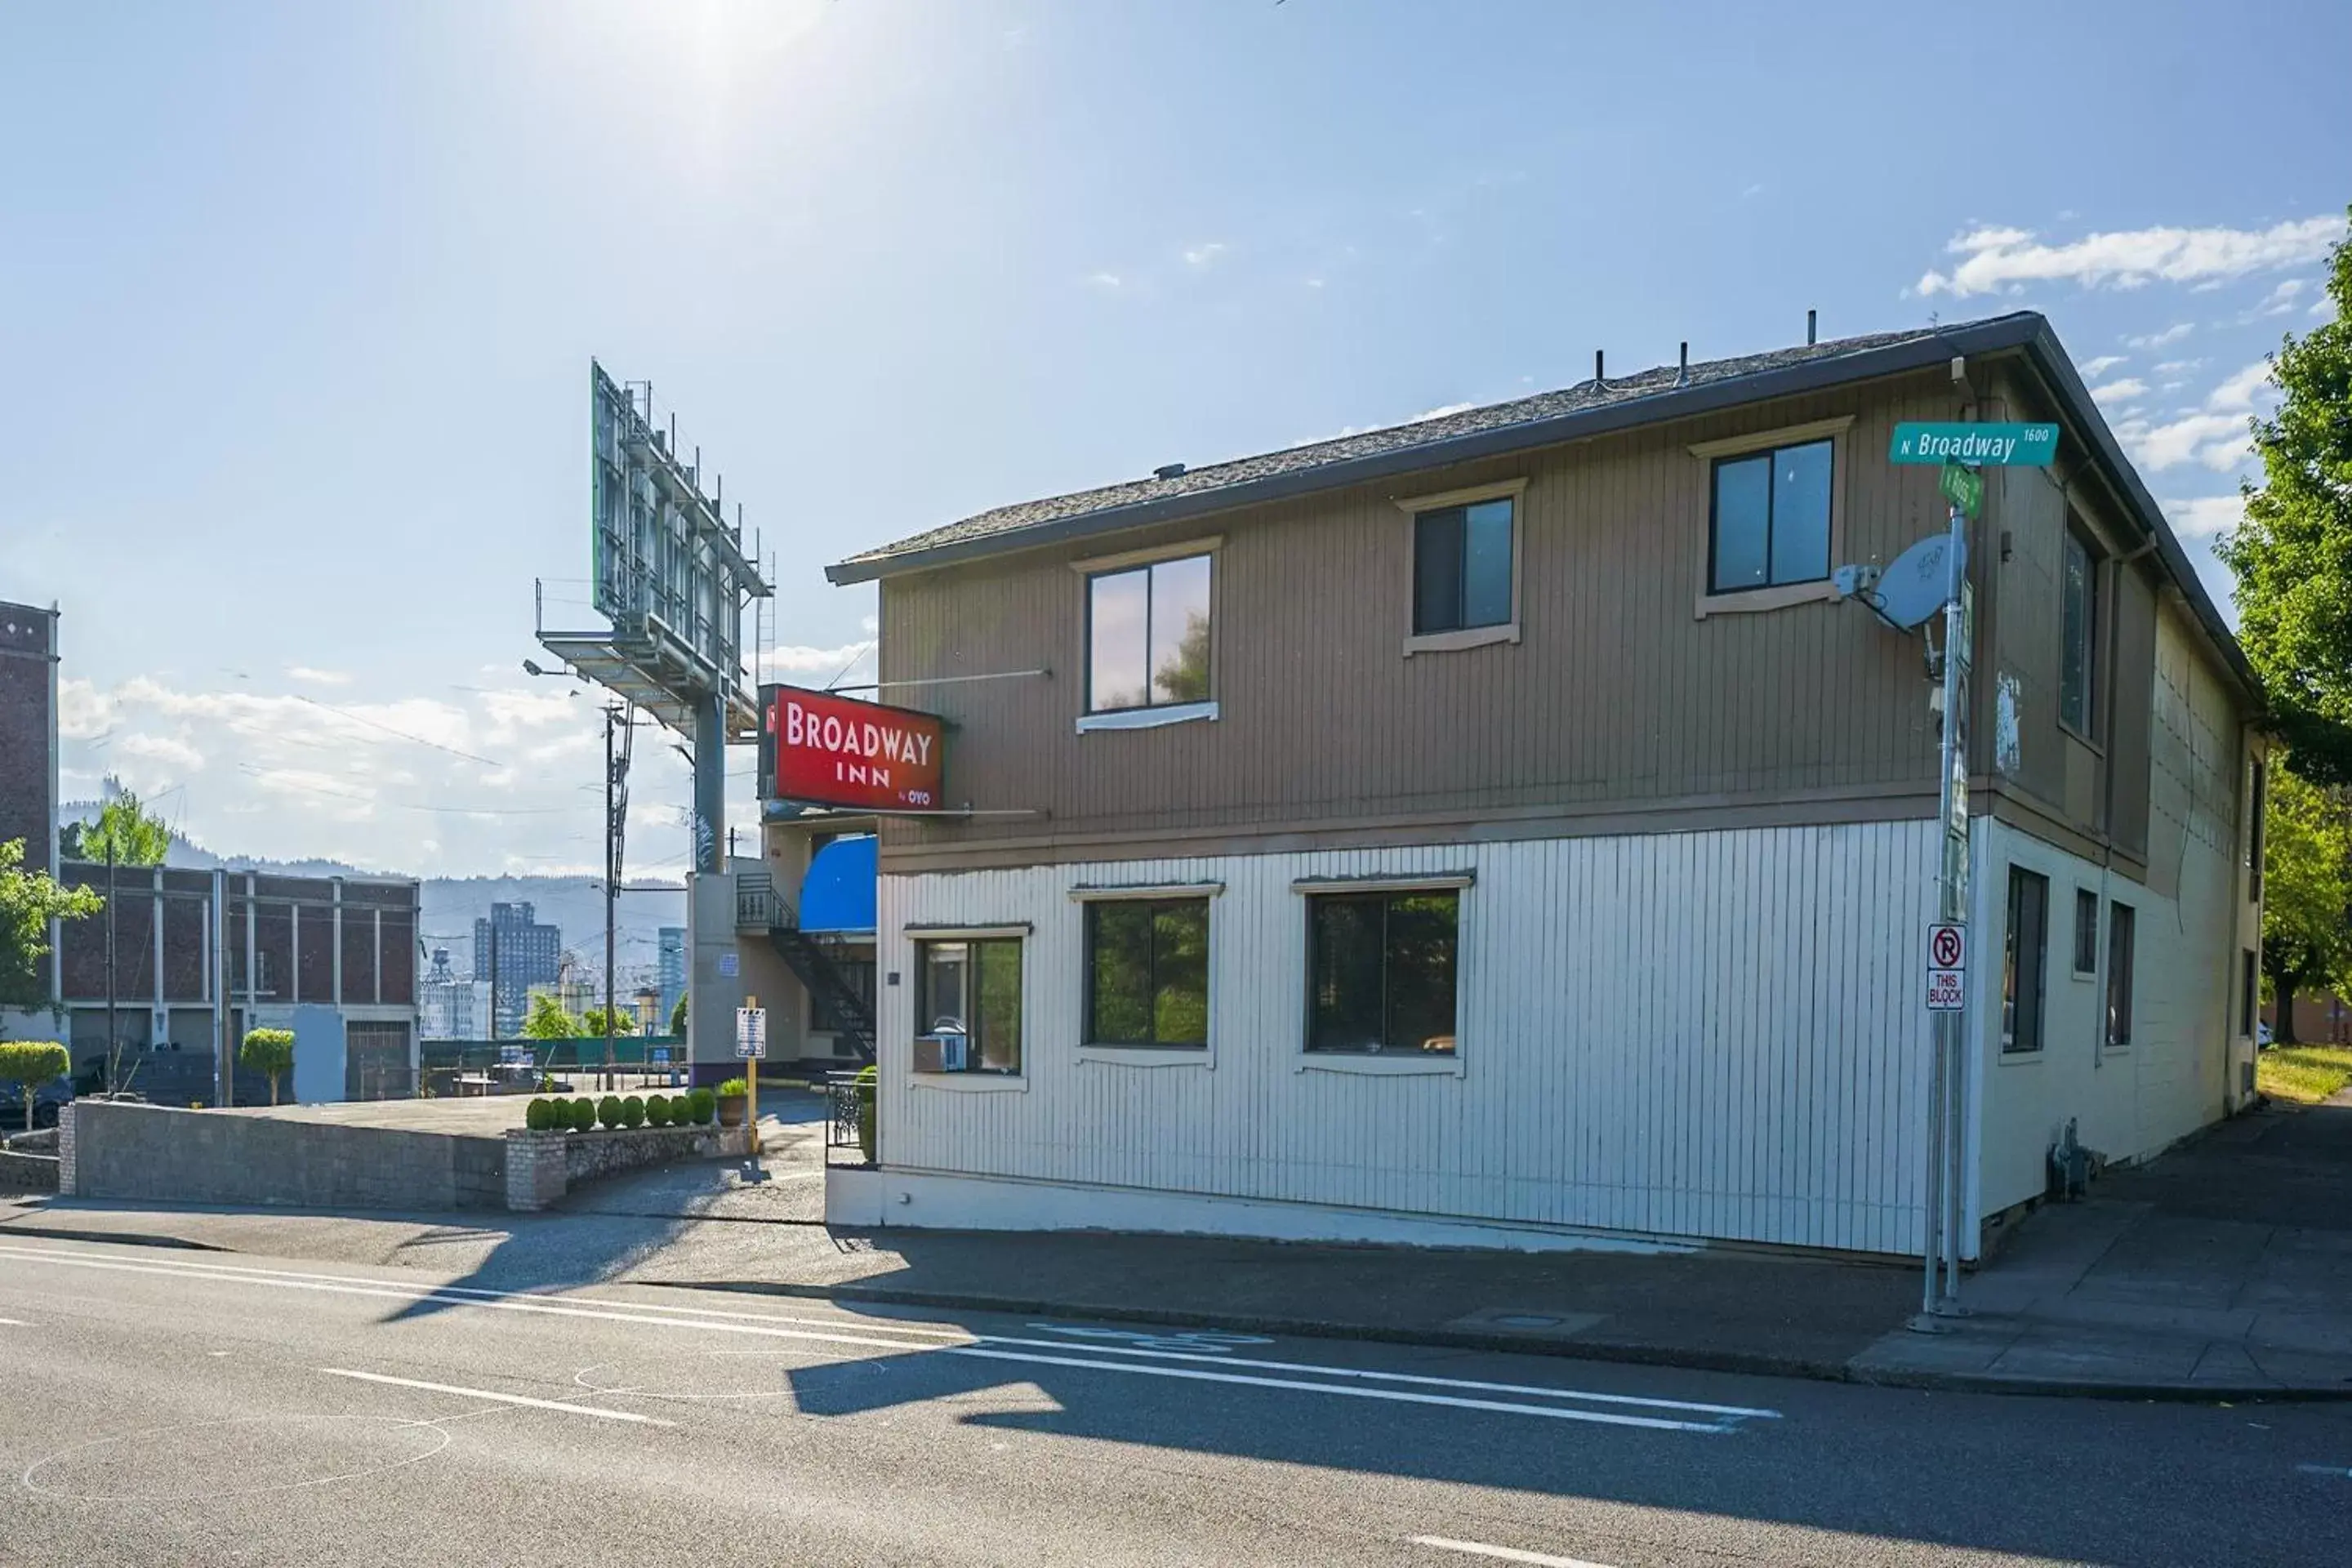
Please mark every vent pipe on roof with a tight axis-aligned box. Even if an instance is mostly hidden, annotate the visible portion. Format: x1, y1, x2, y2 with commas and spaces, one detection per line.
1154, 462, 1187, 480
1677, 341, 1689, 386
1594, 349, 1605, 386
1807, 309, 1818, 346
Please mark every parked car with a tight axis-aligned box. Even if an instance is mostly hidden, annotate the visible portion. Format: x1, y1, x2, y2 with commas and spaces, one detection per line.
0, 1079, 75, 1131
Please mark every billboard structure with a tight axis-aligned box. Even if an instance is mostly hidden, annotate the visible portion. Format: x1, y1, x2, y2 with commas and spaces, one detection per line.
537, 363, 770, 872
758, 684, 946, 813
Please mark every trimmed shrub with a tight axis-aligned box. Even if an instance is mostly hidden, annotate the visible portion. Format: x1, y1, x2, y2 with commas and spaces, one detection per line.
856, 1063, 878, 1165
569, 1096, 596, 1133
524, 1097, 555, 1132
620, 1095, 645, 1129
716, 1076, 748, 1098
597, 1094, 624, 1129
687, 1088, 715, 1126
645, 1094, 671, 1128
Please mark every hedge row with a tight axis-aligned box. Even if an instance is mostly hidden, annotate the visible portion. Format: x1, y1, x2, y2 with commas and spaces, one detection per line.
524, 1089, 715, 1133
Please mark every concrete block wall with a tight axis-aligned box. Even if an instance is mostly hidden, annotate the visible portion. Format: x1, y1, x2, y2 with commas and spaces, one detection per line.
61, 1100, 506, 1210
504, 1122, 750, 1211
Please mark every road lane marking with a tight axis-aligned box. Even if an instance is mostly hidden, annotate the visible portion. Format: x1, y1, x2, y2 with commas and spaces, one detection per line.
2297, 1463, 2352, 1478
1410, 1537, 1618, 1568
318, 1369, 675, 1426
0, 1316, 31, 1326
1, 1244, 1761, 1432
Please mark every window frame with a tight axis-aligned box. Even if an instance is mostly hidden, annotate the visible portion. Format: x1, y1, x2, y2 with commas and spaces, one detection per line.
1394, 479, 1526, 656
1081, 896, 1212, 1052
2071, 888, 2100, 979
2059, 522, 2100, 743
2241, 948, 2259, 1039
1067, 882, 1223, 1067
1298, 880, 1465, 1063
1687, 416, 1853, 617
2002, 866, 2050, 1056
2248, 755, 2267, 902
1071, 537, 1220, 728
2105, 901, 2136, 1050
910, 931, 1027, 1079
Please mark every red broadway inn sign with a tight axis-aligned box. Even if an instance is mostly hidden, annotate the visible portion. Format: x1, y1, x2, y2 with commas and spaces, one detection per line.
758, 683, 946, 812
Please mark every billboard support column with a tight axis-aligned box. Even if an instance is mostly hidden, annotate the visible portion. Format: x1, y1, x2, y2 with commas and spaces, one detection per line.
694, 690, 726, 875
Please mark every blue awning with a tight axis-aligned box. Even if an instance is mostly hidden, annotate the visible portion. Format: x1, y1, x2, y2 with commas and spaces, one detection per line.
798, 835, 876, 933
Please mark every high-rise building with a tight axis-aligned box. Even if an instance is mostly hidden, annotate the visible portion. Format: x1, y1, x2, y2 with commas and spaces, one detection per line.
472, 901, 561, 1037
0, 603, 60, 964
419, 946, 486, 1040
656, 925, 686, 1031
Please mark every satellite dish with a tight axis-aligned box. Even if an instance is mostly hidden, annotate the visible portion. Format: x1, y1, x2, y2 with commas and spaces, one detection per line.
1856, 532, 1964, 632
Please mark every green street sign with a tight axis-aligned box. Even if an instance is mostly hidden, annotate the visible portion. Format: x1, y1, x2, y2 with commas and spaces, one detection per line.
1940, 461, 1984, 517
1891, 421, 2060, 466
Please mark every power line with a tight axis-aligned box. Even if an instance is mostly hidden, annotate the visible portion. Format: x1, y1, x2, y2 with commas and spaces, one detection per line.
291, 694, 505, 768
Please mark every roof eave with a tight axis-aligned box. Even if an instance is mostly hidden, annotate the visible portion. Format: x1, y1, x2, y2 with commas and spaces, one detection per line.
826, 315, 2049, 586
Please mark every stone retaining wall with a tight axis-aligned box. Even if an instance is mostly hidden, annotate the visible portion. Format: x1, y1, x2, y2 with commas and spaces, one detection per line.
503, 1123, 751, 1211
0, 1149, 59, 1192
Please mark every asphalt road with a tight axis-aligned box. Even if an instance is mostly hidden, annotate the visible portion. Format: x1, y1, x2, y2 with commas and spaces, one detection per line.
2, 1235, 2348, 1567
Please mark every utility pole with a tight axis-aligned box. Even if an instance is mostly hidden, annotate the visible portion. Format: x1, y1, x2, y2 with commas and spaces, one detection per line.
602, 702, 635, 1092
105, 839, 118, 1094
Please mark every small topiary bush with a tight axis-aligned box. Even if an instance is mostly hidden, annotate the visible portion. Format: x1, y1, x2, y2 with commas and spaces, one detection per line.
687, 1088, 715, 1126
620, 1095, 645, 1129
524, 1097, 555, 1132
645, 1094, 671, 1127
570, 1096, 596, 1132
597, 1094, 623, 1129
856, 1062, 878, 1165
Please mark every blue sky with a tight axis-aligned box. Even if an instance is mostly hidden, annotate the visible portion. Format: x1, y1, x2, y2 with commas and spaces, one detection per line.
2, 0, 2345, 876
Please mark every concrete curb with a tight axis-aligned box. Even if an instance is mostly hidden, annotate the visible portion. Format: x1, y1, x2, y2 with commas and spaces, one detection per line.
0, 1223, 227, 1251
649, 1277, 2352, 1405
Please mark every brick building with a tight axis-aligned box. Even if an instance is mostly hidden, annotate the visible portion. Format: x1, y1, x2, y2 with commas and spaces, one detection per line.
0, 599, 60, 873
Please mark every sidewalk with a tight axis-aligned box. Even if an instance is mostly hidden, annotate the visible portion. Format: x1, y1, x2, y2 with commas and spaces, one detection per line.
6, 1094, 2349, 1401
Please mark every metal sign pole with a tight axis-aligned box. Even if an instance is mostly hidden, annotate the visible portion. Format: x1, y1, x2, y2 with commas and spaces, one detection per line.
1925, 495, 1973, 1322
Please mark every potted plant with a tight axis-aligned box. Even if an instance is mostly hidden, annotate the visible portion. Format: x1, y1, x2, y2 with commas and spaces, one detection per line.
715, 1076, 749, 1128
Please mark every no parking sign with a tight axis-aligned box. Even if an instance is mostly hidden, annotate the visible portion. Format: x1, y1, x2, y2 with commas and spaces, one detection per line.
1925, 922, 1967, 1012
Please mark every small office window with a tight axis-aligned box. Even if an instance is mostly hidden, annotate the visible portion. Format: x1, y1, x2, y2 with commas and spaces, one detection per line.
2248, 757, 2267, 901
1413, 496, 1515, 635
2073, 889, 2100, 977
2242, 949, 2259, 1038
1087, 555, 1212, 713
2002, 867, 2048, 1054
1709, 439, 1833, 594
2060, 527, 2098, 737
2105, 902, 2136, 1049
1307, 890, 1459, 1054
915, 937, 1023, 1073
1085, 899, 1209, 1047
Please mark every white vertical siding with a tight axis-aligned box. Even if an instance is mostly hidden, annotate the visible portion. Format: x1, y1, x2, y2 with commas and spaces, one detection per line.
877, 819, 1937, 1254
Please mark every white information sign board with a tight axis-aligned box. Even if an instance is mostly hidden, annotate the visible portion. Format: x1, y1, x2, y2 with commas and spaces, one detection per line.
734, 1006, 768, 1059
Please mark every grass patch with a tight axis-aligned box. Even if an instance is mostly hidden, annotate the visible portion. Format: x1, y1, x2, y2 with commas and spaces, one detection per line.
2257, 1044, 2352, 1104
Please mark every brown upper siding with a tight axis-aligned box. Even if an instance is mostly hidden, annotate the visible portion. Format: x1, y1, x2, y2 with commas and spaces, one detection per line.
869, 358, 2256, 876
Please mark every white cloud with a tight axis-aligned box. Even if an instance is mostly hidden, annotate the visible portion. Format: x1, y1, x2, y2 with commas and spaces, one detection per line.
2125, 323, 2194, 350
2163, 495, 2245, 545
1083, 271, 1122, 292
2078, 354, 2128, 378
1915, 215, 2341, 297
2114, 411, 2251, 472
1182, 242, 1228, 269
757, 640, 874, 682
286, 666, 353, 687
116, 733, 205, 773
2206, 358, 2277, 412
2259, 278, 2306, 314
2089, 376, 2149, 407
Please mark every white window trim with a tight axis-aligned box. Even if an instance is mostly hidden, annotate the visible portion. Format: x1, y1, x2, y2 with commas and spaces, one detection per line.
1069, 881, 1226, 902
1291, 872, 1474, 895
903, 923, 1032, 940
1690, 414, 1854, 619
1076, 700, 1218, 733
908, 1072, 1030, 1094
1298, 1054, 1464, 1078
1078, 1045, 1213, 1069
1395, 478, 1527, 657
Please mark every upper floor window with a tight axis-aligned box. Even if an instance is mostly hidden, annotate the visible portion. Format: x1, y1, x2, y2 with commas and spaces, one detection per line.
1087, 554, 1211, 713
1414, 497, 1514, 635
2060, 526, 2098, 737
1709, 439, 1832, 595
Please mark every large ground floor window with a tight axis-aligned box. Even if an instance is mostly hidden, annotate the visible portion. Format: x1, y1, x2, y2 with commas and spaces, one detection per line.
1306, 889, 1459, 1054
1085, 898, 1209, 1047
915, 937, 1022, 1073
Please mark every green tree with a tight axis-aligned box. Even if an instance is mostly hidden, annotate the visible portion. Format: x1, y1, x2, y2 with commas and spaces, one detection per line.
0, 1040, 69, 1132
69, 787, 173, 867
2219, 209, 2352, 781
238, 1027, 296, 1106
0, 839, 103, 1009
669, 992, 688, 1037
580, 1005, 636, 1037
2256, 767, 2352, 1042
520, 992, 584, 1040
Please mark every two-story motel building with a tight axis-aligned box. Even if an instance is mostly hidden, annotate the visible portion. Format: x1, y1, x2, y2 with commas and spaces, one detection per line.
811, 311, 2267, 1260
